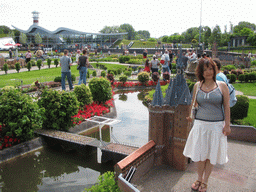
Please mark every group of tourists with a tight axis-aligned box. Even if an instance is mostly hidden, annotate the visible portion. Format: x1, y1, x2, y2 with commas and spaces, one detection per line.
60, 48, 89, 91
143, 49, 174, 80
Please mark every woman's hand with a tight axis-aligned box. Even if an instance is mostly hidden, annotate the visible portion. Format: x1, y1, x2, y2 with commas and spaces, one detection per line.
223, 125, 231, 136
186, 116, 193, 123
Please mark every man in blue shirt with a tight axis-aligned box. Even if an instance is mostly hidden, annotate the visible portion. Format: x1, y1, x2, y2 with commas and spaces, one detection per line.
60, 49, 73, 91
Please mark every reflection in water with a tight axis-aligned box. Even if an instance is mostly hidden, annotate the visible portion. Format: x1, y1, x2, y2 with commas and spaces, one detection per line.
113, 90, 149, 146
0, 146, 114, 192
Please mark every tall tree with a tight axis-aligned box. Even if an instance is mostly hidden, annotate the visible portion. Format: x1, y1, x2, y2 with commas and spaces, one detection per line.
120, 24, 136, 40
209, 25, 222, 45
137, 30, 150, 39
203, 26, 211, 47
19, 33, 27, 45
233, 21, 256, 35
35, 33, 42, 46
0, 25, 11, 34
100, 26, 125, 33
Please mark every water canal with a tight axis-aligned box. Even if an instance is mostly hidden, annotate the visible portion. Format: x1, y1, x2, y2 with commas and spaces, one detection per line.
0, 90, 150, 192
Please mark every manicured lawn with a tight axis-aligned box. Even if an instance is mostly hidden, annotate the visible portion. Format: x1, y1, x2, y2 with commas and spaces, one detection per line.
233, 82, 256, 96
0, 65, 81, 88
0, 63, 128, 88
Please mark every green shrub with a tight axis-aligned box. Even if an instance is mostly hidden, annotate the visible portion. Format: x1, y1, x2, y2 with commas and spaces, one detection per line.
119, 56, 130, 63
117, 68, 122, 75
172, 63, 177, 69
54, 76, 61, 82
3, 63, 8, 74
87, 70, 90, 79
119, 75, 128, 83
89, 77, 112, 103
101, 70, 106, 77
30, 60, 36, 66
54, 58, 59, 67
230, 95, 249, 123
84, 171, 120, 192
74, 84, 93, 107
92, 70, 97, 77
227, 74, 236, 83
223, 65, 236, 71
0, 89, 43, 141
138, 71, 150, 84
15, 62, 20, 73
126, 59, 143, 64
244, 73, 249, 83
36, 59, 42, 70
124, 70, 132, 77
248, 72, 256, 82
251, 60, 256, 66
71, 74, 76, 82
238, 74, 245, 82
47, 58, 51, 68
27, 61, 32, 71
38, 89, 79, 131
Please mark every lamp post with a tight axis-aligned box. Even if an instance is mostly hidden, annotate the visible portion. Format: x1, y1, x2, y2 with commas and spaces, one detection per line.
199, 0, 202, 50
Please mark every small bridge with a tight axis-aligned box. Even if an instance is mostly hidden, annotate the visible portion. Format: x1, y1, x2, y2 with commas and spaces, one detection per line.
35, 117, 139, 162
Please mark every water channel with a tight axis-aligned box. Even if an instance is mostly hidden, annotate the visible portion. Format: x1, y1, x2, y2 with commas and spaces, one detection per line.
0, 90, 150, 192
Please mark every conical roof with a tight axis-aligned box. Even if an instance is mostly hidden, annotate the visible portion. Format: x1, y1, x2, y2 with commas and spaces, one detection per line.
152, 81, 164, 106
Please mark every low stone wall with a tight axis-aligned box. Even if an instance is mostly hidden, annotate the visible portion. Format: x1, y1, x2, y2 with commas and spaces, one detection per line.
228, 125, 256, 143
0, 137, 44, 163
115, 140, 155, 192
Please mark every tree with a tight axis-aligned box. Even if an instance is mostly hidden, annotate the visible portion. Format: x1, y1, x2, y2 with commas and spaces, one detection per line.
209, 25, 222, 46
0, 25, 11, 34
19, 33, 27, 45
239, 28, 253, 36
8, 31, 15, 40
247, 33, 256, 46
137, 30, 150, 39
161, 36, 169, 43
182, 27, 199, 43
120, 23, 136, 40
100, 26, 125, 33
203, 26, 211, 47
233, 21, 256, 35
34, 33, 42, 46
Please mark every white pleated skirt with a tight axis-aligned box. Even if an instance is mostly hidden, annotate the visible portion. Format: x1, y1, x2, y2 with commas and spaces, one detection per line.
183, 120, 228, 165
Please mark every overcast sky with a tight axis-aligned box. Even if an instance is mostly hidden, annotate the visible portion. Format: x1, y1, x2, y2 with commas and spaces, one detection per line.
1, 0, 256, 38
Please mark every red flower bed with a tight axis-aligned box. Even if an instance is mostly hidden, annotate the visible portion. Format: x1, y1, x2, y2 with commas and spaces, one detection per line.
72, 99, 114, 125
0, 124, 21, 150
112, 80, 169, 88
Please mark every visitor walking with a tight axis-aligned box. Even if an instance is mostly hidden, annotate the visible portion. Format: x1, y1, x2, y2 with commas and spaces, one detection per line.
78, 49, 89, 85
35, 48, 44, 61
143, 59, 150, 73
143, 49, 148, 59
9, 49, 12, 59
150, 55, 160, 73
183, 58, 231, 192
161, 50, 170, 79
25, 50, 32, 64
60, 49, 73, 91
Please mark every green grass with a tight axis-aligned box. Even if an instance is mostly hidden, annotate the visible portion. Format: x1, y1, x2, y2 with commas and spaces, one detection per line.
0, 63, 128, 88
233, 82, 256, 96
0, 65, 82, 88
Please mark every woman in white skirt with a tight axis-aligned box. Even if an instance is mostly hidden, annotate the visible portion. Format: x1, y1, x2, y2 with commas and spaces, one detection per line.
183, 58, 231, 192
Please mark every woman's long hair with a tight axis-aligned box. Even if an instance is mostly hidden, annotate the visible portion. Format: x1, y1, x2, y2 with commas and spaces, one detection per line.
195, 57, 217, 82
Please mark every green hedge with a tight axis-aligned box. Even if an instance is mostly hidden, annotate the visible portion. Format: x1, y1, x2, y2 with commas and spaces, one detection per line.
88, 77, 112, 103
38, 89, 79, 131
230, 95, 249, 123
0, 89, 43, 141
